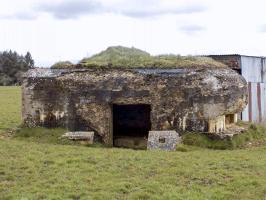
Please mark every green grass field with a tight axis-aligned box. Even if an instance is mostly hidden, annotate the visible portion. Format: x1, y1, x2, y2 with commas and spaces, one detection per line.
0, 87, 21, 133
1, 86, 266, 200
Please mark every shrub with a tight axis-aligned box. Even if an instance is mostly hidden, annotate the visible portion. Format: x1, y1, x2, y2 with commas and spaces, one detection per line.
50, 61, 74, 69
182, 124, 266, 150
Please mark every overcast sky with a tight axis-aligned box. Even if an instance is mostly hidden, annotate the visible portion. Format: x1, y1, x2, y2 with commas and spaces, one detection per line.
1, 0, 266, 67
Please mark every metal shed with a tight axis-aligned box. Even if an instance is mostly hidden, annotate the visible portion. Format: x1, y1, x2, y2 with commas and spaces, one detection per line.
209, 55, 266, 122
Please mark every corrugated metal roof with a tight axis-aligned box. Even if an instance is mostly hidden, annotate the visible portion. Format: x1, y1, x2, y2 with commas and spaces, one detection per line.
207, 54, 241, 57
207, 54, 265, 59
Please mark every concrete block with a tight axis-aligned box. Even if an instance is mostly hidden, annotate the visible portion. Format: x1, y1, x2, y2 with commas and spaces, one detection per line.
147, 130, 180, 151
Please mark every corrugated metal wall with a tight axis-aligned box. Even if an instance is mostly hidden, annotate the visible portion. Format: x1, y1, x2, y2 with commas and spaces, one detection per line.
241, 56, 266, 122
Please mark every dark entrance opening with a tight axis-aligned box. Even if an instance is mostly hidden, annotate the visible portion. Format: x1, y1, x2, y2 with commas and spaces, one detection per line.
113, 104, 151, 149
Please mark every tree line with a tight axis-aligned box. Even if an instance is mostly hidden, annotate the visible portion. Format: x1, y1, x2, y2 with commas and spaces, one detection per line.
0, 50, 34, 86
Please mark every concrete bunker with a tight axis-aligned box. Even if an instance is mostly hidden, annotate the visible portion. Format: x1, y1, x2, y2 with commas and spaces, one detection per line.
113, 104, 151, 148
22, 67, 248, 148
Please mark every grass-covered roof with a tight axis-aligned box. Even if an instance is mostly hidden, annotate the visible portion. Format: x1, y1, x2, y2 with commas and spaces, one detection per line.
78, 46, 226, 68
49, 46, 225, 69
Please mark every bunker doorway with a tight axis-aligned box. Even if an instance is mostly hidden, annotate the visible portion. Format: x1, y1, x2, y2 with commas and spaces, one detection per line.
113, 104, 151, 149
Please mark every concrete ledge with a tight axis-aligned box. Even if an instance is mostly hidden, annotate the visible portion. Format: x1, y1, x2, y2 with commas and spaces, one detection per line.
61, 131, 94, 143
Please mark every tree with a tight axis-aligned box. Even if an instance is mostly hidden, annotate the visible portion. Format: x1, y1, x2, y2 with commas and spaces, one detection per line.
0, 50, 34, 85
25, 52, 34, 68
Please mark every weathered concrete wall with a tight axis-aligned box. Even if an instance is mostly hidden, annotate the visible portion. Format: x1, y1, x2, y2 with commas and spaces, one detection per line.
22, 68, 248, 145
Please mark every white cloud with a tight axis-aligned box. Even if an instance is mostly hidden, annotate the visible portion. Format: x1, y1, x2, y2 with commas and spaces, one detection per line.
259, 25, 266, 33
36, 0, 103, 20
111, 0, 207, 18
1, 12, 38, 20
1, 0, 207, 20
179, 25, 206, 35
0, 0, 266, 66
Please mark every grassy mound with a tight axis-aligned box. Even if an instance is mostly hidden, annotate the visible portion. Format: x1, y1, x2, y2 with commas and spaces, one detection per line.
182, 124, 266, 150
79, 46, 226, 68
50, 61, 74, 69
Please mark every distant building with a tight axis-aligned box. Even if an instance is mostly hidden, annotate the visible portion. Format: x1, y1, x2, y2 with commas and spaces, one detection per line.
209, 55, 266, 122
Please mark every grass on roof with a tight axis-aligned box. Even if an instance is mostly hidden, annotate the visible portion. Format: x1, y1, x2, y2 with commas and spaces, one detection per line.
78, 46, 226, 69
